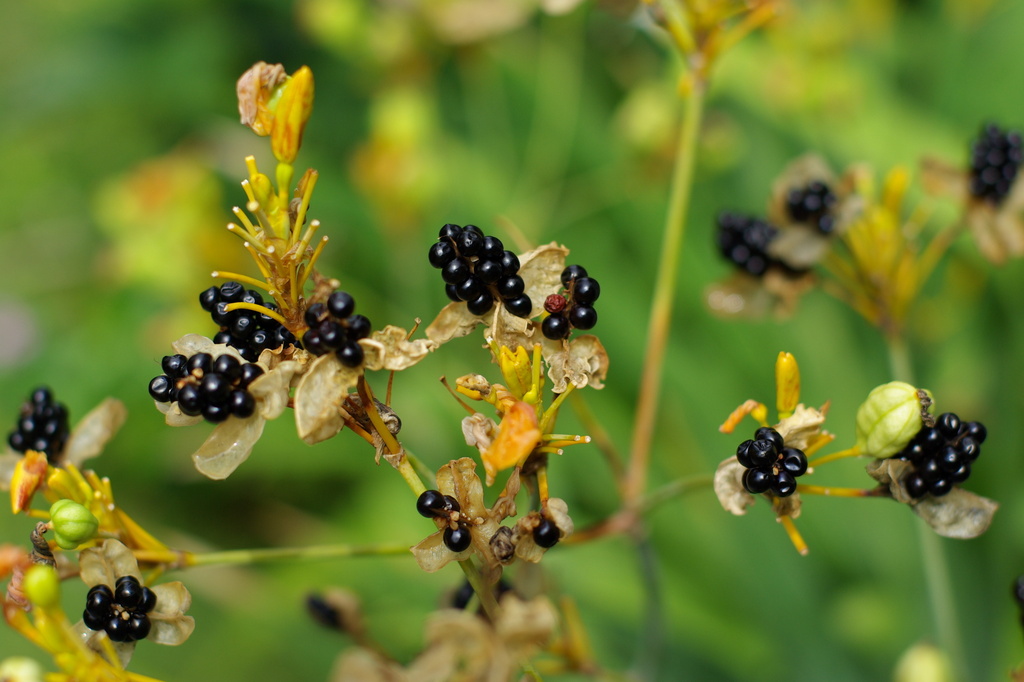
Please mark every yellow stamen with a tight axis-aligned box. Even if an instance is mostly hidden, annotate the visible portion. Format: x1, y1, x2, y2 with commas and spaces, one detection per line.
796, 484, 879, 498
778, 516, 808, 555
211, 271, 273, 293
539, 383, 576, 435
297, 235, 329, 292
807, 445, 861, 468
296, 218, 322, 261
440, 377, 478, 415
224, 301, 288, 327
244, 243, 274, 280
537, 466, 550, 503
718, 400, 768, 434
231, 206, 261, 236
292, 171, 318, 246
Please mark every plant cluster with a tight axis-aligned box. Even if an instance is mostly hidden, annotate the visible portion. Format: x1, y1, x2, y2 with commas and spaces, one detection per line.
0, 2, 1020, 681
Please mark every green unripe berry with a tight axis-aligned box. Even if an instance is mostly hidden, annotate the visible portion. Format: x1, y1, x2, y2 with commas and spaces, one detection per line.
49, 499, 99, 550
856, 381, 932, 458
22, 565, 60, 608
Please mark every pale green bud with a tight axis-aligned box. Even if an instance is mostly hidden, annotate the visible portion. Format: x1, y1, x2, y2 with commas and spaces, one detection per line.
22, 565, 59, 608
856, 381, 932, 458
49, 499, 99, 550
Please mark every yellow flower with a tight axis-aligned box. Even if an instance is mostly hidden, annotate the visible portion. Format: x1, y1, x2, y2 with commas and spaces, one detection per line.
822, 165, 950, 339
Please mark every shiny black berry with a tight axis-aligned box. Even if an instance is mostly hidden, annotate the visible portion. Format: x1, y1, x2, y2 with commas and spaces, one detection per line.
754, 427, 784, 451
541, 314, 571, 340
467, 293, 495, 316
428, 241, 457, 268
443, 525, 472, 552
127, 613, 151, 641
229, 390, 256, 418
561, 265, 588, 286
161, 354, 188, 377
571, 277, 600, 305
568, 305, 597, 330
336, 342, 364, 368
742, 468, 772, 494
417, 490, 448, 518
438, 223, 462, 240
533, 519, 560, 548
148, 375, 174, 402
504, 295, 533, 318
114, 576, 144, 610
328, 291, 356, 319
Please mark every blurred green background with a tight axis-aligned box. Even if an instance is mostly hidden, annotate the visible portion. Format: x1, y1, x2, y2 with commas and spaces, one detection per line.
2, 0, 1024, 679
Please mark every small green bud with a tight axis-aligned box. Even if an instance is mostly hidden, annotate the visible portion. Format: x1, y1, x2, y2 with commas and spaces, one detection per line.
22, 565, 60, 608
49, 499, 99, 551
855, 381, 932, 458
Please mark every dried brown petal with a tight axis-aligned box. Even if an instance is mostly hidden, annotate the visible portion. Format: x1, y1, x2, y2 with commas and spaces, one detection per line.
62, 398, 127, 468
411, 530, 469, 573
425, 302, 486, 346
714, 457, 756, 516
294, 353, 361, 444
545, 334, 609, 393
149, 582, 196, 645
237, 61, 287, 136
156, 400, 204, 427
191, 415, 266, 480
773, 404, 827, 451
494, 594, 557, 659
79, 540, 142, 589
248, 360, 301, 420
461, 413, 497, 452
331, 648, 408, 682
866, 458, 997, 538
363, 325, 438, 371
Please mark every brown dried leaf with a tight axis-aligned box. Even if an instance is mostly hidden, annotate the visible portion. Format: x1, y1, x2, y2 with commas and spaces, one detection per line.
62, 398, 127, 468
237, 61, 287, 135
79, 540, 142, 589
248, 360, 301, 420
774, 404, 827, 451
156, 400, 203, 427
364, 325, 438, 371
866, 458, 998, 538
191, 415, 266, 480
546, 334, 609, 393
714, 457, 756, 515
461, 413, 497, 451
411, 530, 469, 573
518, 242, 570, 313
920, 157, 969, 202
294, 353, 361, 444
332, 649, 408, 682
425, 302, 485, 345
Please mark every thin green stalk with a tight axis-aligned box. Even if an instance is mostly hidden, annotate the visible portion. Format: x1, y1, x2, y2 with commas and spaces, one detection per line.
458, 558, 500, 621
631, 529, 665, 682
184, 542, 410, 567
624, 78, 706, 505
885, 334, 966, 681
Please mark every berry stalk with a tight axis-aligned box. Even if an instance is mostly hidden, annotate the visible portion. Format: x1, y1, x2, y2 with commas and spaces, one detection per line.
624, 79, 707, 506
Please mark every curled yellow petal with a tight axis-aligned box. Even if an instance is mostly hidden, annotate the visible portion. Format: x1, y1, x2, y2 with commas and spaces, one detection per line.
10, 451, 48, 514
271, 66, 314, 164
775, 351, 800, 419
481, 401, 541, 486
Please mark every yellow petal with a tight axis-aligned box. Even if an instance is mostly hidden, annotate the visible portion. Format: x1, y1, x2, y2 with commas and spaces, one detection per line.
775, 351, 800, 419
271, 66, 315, 164
481, 401, 540, 486
10, 452, 48, 514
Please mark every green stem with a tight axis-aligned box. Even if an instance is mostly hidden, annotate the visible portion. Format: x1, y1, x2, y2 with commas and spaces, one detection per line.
885, 333, 966, 681
184, 542, 410, 567
458, 558, 500, 621
624, 78, 706, 505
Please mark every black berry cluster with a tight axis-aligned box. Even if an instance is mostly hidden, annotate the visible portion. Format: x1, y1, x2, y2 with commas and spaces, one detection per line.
969, 124, 1023, 205
715, 213, 783, 277
894, 412, 986, 498
428, 224, 533, 318
417, 489, 472, 552
540, 265, 600, 341
735, 426, 808, 497
7, 388, 70, 463
83, 576, 157, 643
200, 282, 297, 362
148, 352, 264, 423
300, 291, 371, 368
785, 181, 838, 235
